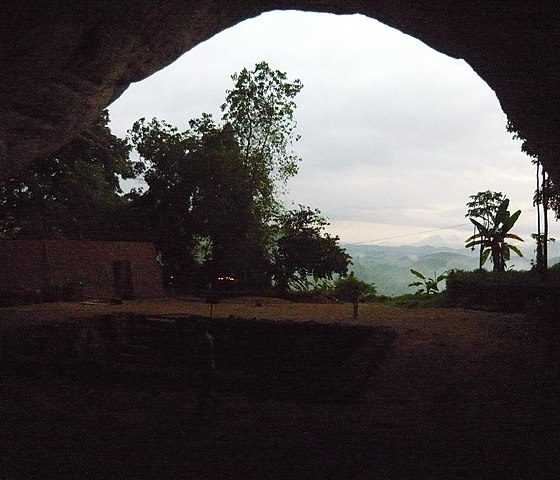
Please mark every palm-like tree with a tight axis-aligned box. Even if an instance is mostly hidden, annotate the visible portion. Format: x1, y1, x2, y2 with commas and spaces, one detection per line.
465, 199, 523, 271
465, 191, 506, 270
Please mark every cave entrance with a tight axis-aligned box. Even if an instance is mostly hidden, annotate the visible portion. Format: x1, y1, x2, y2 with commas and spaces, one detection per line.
109, 11, 538, 259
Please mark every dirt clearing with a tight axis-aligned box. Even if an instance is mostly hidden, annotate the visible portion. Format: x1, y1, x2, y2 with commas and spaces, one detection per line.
0, 298, 558, 478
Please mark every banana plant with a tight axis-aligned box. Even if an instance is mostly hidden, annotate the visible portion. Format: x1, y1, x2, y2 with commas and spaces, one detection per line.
465, 198, 523, 271
288, 274, 333, 293
409, 269, 448, 295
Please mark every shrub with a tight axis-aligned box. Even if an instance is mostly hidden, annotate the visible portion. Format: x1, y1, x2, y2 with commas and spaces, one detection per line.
332, 272, 377, 302
446, 269, 560, 312
388, 292, 447, 308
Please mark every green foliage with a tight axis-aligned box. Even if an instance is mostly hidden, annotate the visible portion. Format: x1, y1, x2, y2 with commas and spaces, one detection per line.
408, 269, 448, 295
465, 197, 523, 272
221, 61, 303, 219
386, 292, 447, 308
0, 111, 138, 239
331, 272, 377, 302
465, 191, 506, 225
545, 179, 560, 220
531, 159, 555, 272
287, 275, 334, 295
188, 121, 271, 285
126, 116, 202, 280
273, 205, 351, 291
465, 191, 506, 270
507, 120, 538, 159
128, 116, 271, 286
506, 122, 560, 264
281, 276, 336, 303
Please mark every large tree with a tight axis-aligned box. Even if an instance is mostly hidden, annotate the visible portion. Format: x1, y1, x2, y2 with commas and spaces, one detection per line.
508, 121, 559, 271
128, 116, 272, 287
127, 116, 208, 284
531, 160, 557, 273
273, 205, 351, 291
0, 110, 138, 239
187, 120, 271, 286
128, 62, 305, 288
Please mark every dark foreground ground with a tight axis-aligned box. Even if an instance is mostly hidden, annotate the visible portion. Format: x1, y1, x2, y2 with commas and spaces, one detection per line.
0, 300, 559, 479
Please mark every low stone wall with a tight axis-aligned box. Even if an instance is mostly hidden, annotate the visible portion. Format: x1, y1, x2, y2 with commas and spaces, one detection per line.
0, 314, 396, 403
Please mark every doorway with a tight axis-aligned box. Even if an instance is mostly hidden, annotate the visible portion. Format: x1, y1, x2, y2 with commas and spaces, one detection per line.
113, 260, 134, 299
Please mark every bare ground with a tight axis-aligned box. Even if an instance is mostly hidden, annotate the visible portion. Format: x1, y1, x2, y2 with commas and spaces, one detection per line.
0, 297, 559, 479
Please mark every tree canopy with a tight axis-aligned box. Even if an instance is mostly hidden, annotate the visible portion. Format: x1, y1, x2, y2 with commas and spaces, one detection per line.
0, 110, 138, 239
221, 61, 303, 220
127, 116, 269, 286
273, 205, 351, 291
126, 62, 307, 288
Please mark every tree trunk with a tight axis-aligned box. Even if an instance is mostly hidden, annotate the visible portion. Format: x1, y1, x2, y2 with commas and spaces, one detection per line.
492, 243, 503, 272
536, 161, 543, 271
476, 226, 484, 270
543, 168, 549, 270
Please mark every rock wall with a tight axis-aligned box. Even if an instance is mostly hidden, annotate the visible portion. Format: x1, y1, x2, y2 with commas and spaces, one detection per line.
1, 1, 559, 180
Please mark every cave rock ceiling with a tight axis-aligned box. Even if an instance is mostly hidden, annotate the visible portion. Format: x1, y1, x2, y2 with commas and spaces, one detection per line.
1, 2, 559, 181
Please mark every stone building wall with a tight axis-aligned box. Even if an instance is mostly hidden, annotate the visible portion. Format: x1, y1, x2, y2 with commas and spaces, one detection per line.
0, 239, 164, 301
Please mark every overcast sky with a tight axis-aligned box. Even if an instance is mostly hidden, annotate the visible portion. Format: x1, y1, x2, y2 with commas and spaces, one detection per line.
109, 11, 550, 251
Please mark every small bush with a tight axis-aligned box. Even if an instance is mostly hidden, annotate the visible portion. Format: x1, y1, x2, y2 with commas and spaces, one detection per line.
332, 273, 377, 302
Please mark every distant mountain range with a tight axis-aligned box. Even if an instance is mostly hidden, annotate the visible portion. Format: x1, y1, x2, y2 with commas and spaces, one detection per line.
343, 242, 560, 296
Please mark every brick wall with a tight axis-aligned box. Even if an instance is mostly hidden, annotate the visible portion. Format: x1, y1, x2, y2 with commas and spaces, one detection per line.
0, 239, 164, 300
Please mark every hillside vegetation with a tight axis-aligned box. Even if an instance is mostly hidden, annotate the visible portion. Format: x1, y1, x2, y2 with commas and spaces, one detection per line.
346, 243, 560, 296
